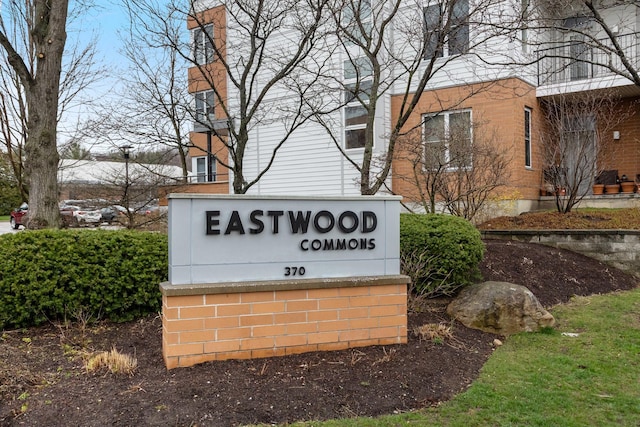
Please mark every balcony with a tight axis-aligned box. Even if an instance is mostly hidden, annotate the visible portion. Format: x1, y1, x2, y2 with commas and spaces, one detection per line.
536, 32, 640, 96
158, 173, 230, 204
193, 116, 233, 135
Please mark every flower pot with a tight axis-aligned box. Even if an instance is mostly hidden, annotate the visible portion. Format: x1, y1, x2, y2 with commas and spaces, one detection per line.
620, 181, 635, 193
605, 184, 620, 194
592, 184, 605, 195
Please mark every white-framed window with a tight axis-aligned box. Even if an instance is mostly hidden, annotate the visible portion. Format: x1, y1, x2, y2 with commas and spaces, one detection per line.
196, 157, 207, 182
193, 23, 214, 64
195, 90, 215, 125
423, 110, 472, 170
194, 156, 216, 183
342, 0, 372, 46
423, 0, 469, 59
343, 58, 373, 150
524, 107, 532, 168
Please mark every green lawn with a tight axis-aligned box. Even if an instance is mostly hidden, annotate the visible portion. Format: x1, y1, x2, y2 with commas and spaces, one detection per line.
0, 216, 8, 221
286, 288, 640, 427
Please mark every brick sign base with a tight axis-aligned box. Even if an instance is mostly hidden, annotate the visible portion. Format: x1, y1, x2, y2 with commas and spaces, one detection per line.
160, 275, 409, 369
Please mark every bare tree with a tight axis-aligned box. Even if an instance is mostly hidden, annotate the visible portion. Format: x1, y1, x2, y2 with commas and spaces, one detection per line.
0, 0, 68, 228
531, 1, 640, 88
539, 91, 631, 213
0, 76, 28, 202
396, 117, 511, 221
438, 138, 512, 221
127, 0, 332, 193
59, 155, 175, 229
0, 1, 103, 228
1, 36, 104, 201
111, 161, 170, 229
85, 0, 192, 183
59, 140, 93, 160
308, 0, 512, 195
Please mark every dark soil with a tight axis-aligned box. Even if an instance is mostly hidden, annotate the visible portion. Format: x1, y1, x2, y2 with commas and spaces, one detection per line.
1, 240, 638, 427
477, 207, 640, 230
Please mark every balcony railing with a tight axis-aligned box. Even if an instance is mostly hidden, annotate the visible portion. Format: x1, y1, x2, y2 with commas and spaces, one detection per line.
536, 32, 639, 86
187, 172, 230, 183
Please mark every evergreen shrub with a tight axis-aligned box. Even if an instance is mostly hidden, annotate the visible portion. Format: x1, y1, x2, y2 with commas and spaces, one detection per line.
0, 229, 167, 329
400, 213, 484, 297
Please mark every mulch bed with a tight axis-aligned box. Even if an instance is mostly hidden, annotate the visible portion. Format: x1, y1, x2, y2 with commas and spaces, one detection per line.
1, 240, 637, 426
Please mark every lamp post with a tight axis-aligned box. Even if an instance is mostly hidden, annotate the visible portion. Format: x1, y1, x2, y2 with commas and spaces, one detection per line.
121, 145, 133, 223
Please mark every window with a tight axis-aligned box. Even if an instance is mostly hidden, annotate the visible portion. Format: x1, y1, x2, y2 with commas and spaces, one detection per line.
524, 108, 532, 168
194, 156, 216, 183
196, 157, 207, 183
423, 110, 472, 170
423, 0, 469, 59
343, 58, 373, 149
195, 90, 215, 125
342, 0, 372, 45
561, 15, 593, 81
343, 57, 373, 80
562, 16, 591, 29
569, 35, 591, 81
345, 106, 368, 149
449, 0, 469, 55
193, 24, 214, 64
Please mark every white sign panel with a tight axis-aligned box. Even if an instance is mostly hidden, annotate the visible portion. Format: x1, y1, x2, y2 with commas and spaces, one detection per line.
167, 194, 401, 285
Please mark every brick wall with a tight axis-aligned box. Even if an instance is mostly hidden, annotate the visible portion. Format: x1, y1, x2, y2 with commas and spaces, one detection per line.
160, 276, 409, 369
392, 81, 640, 209
158, 181, 229, 205
391, 78, 542, 203
605, 97, 640, 182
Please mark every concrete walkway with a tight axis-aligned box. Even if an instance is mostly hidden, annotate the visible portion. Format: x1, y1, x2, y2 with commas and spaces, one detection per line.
0, 220, 21, 235
0, 220, 122, 234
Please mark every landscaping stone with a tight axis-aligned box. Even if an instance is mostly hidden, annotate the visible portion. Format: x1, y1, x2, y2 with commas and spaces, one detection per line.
447, 281, 555, 335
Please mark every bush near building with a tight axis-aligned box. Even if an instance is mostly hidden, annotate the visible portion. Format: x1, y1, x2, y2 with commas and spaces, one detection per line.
0, 230, 167, 329
400, 213, 485, 297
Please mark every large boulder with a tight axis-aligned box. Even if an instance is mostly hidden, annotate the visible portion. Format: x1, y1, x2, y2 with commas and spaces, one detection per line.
446, 281, 555, 335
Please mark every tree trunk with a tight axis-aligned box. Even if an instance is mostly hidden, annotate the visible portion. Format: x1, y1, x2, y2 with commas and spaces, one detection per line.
23, 0, 69, 229
233, 126, 249, 194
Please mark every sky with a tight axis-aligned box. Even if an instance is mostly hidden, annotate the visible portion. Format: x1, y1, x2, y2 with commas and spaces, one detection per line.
96, 7, 128, 63
0, 1, 174, 153
79, 4, 130, 93
61, 3, 146, 152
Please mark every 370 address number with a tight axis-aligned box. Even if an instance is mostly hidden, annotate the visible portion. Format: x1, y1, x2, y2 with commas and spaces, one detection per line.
284, 266, 306, 277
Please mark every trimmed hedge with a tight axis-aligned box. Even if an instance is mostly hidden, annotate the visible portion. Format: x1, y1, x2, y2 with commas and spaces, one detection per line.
0, 229, 167, 329
0, 215, 483, 328
400, 213, 484, 297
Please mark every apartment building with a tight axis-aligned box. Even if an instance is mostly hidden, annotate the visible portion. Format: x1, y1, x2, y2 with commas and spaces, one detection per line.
183, 0, 640, 216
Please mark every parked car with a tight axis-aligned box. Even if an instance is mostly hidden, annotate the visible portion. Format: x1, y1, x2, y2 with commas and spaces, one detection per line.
113, 205, 132, 214
100, 206, 122, 224
10, 202, 103, 229
9, 203, 28, 229
144, 204, 160, 215
74, 208, 102, 225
